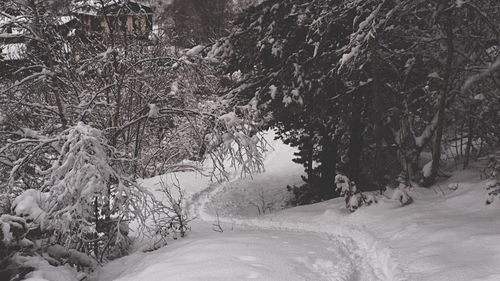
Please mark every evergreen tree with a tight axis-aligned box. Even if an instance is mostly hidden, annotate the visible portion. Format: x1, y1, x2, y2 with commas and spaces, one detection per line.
214, 0, 500, 201
211, 0, 359, 198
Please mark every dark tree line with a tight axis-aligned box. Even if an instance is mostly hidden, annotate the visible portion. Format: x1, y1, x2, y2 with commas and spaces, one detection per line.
212, 0, 500, 202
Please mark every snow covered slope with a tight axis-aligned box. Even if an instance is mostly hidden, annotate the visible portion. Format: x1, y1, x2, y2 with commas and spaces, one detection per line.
99, 133, 500, 281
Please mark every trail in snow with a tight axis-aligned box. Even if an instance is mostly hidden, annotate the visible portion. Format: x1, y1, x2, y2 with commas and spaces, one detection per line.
99, 226, 360, 281
186, 133, 406, 281
99, 132, 406, 281
99, 134, 500, 281
190, 171, 406, 281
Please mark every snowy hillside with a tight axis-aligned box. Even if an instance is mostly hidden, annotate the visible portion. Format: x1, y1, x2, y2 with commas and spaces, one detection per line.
98, 137, 500, 281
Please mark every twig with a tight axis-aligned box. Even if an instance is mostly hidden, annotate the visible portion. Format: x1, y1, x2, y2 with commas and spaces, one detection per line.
212, 210, 223, 233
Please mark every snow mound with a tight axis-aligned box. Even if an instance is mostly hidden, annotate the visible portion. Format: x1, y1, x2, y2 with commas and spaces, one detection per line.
11, 189, 49, 226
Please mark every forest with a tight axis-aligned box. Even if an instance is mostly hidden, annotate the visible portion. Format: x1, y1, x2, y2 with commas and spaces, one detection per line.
1, 0, 500, 280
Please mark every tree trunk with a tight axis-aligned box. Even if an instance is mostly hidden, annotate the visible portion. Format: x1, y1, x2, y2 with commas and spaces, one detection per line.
347, 107, 363, 185
371, 50, 385, 187
319, 137, 337, 198
463, 111, 474, 169
424, 12, 454, 186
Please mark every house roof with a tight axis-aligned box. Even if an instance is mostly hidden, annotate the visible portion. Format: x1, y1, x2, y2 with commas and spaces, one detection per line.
0, 15, 29, 44
73, 1, 153, 16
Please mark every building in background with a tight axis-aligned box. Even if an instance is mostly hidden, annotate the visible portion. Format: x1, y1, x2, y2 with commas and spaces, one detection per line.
73, 1, 153, 40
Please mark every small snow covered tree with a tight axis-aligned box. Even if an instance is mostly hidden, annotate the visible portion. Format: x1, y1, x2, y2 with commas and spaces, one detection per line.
205, 105, 266, 178
484, 155, 500, 205
0, 214, 38, 280
10, 123, 158, 261
335, 174, 376, 212
152, 178, 191, 246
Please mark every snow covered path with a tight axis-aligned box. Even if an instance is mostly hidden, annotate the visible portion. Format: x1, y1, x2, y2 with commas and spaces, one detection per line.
186, 177, 405, 281
99, 223, 363, 281
100, 186, 396, 281
99, 134, 500, 281
99, 135, 404, 281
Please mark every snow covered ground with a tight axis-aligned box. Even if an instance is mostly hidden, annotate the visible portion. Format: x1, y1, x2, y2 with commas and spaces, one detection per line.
98, 133, 500, 281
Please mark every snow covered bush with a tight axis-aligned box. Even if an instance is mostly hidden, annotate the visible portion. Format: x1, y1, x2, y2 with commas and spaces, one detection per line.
391, 188, 413, 206
485, 180, 500, 205
2, 121, 198, 277
448, 183, 459, 191
484, 155, 500, 205
0, 214, 28, 247
204, 106, 266, 179
11, 189, 49, 228
0, 214, 33, 281
287, 175, 334, 206
38, 123, 160, 260
248, 187, 278, 215
151, 179, 191, 247
388, 175, 413, 206
335, 175, 377, 212
6, 123, 162, 265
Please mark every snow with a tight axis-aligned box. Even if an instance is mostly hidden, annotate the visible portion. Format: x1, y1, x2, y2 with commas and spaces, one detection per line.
335, 174, 354, 194
338, 45, 360, 71
269, 84, 277, 99
94, 133, 500, 280
101, 229, 360, 281
414, 114, 439, 148
186, 45, 205, 57
456, 0, 466, 7
58, 16, 76, 25
148, 104, 160, 118
218, 112, 242, 129
11, 189, 49, 227
474, 93, 485, 101
422, 160, 432, 177
0, 214, 26, 243
271, 40, 283, 57
427, 72, 442, 79
1, 43, 27, 60
14, 254, 79, 281
169, 80, 179, 96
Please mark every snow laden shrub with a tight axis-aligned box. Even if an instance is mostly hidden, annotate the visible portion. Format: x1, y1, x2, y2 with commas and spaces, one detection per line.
287, 175, 332, 206
0, 214, 33, 280
335, 175, 377, 212
485, 180, 500, 205
204, 104, 266, 179
10, 123, 159, 263
484, 155, 500, 205
147, 179, 192, 251
391, 188, 413, 206
0, 214, 29, 251
389, 174, 413, 206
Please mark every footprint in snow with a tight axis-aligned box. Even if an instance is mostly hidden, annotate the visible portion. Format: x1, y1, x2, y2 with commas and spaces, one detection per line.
312, 258, 334, 271
239, 256, 258, 262
246, 272, 261, 279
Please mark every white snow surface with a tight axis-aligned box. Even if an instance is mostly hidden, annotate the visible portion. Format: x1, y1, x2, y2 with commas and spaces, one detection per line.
99, 132, 500, 281
185, 45, 205, 57
1, 43, 27, 60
